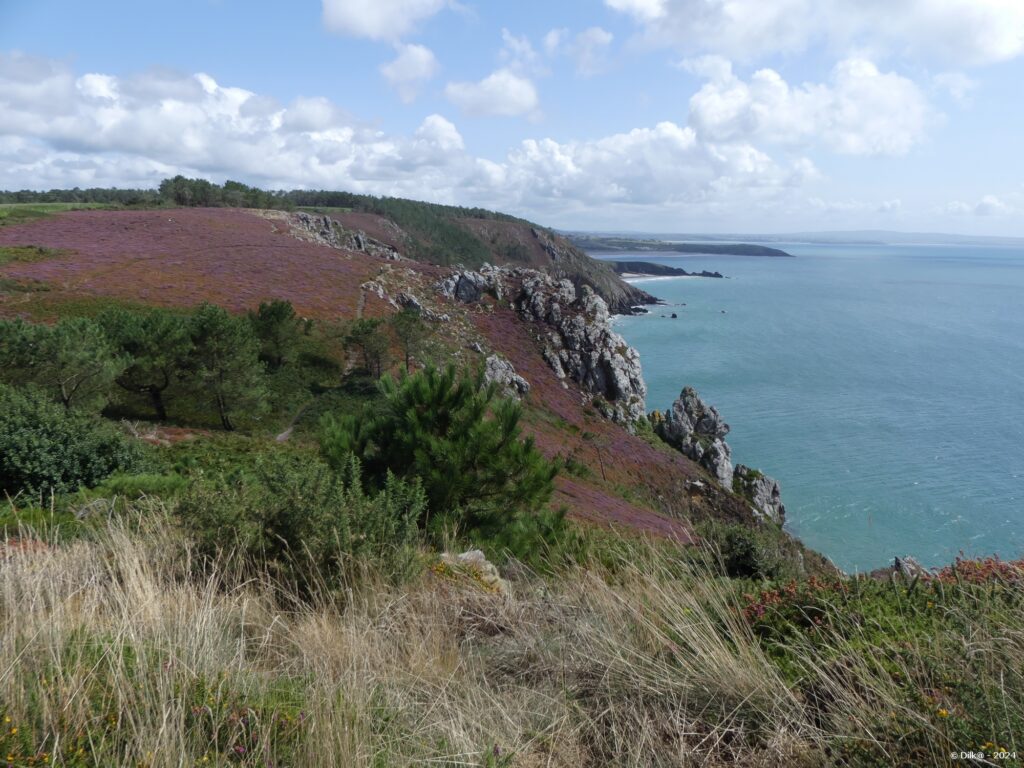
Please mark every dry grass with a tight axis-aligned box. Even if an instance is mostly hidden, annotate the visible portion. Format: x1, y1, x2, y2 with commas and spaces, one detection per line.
1, 511, 1021, 766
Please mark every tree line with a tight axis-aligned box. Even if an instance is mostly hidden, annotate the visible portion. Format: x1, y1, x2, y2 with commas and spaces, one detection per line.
0, 299, 563, 564
0, 301, 294, 428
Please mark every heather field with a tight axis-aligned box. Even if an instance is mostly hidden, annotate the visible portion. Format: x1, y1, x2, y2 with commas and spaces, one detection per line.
0, 208, 386, 320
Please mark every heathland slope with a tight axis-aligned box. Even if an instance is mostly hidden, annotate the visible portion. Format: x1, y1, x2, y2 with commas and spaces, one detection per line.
0, 205, 782, 543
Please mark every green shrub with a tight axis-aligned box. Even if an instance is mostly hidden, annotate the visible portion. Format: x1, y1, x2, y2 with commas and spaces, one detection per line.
319, 365, 562, 559
696, 521, 792, 581
740, 569, 1024, 765
176, 452, 424, 590
0, 383, 142, 498
92, 472, 187, 499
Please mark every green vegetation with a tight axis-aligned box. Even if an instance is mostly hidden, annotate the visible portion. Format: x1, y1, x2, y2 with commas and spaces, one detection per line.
187, 303, 269, 431
0, 245, 66, 266
0, 383, 141, 498
178, 452, 425, 591
1, 515, 1021, 767
99, 307, 192, 421
247, 299, 302, 371
0, 317, 127, 411
320, 366, 563, 560
0, 202, 120, 227
389, 306, 431, 372
343, 317, 389, 378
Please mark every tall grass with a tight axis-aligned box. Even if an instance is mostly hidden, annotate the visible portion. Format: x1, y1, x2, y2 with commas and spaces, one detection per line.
1, 508, 1021, 766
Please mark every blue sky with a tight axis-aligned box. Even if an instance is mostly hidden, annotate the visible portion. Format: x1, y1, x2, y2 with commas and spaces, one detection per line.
1, 0, 1023, 234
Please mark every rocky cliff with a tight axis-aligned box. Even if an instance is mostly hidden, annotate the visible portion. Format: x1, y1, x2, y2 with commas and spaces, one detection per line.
438, 265, 646, 424
526, 227, 658, 314
287, 211, 404, 261
652, 386, 786, 523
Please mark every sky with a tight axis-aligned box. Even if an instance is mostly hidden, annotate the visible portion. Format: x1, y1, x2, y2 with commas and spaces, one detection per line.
1, 0, 1023, 235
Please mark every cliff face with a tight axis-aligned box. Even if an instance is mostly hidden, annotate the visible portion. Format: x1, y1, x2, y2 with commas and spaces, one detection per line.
438, 265, 646, 424
525, 227, 657, 314
292, 207, 658, 315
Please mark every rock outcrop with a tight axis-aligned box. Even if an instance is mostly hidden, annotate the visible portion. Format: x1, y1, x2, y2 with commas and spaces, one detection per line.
483, 354, 530, 398
514, 273, 646, 423
436, 265, 646, 424
652, 386, 733, 487
438, 549, 510, 596
529, 227, 657, 314
292, 212, 403, 261
733, 465, 786, 524
653, 387, 786, 522
437, 268, 502, 303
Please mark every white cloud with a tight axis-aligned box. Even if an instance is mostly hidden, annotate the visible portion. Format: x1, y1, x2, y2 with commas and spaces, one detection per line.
541, 27, 615, 76
321, 0, 446, 42
380, 44, 438, 102
605, 0, 665, 22
568, 27, 614, 76
0, 53, 822, 227
606, 0, 1024, 67
947, 195, 1011, 216
444, 68, 539, 117
499, 29, 544, 75
687, 57, 932, 156
543, 29, 567, 57
415, 113, 463, 151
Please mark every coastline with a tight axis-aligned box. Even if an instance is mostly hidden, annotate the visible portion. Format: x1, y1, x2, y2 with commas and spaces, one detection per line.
621, 273, 702, 282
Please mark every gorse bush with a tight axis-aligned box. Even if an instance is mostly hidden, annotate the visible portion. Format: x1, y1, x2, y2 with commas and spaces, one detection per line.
176, 451, 425, 590
320, 365, 562, 559
0, 383, 142, 497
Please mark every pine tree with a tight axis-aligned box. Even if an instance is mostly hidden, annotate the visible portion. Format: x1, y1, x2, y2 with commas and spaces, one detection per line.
344, 318, 388, 378
247, 299, 300, 370
0, 317, 125, 412
186, 303, 268, 430
320, 365, 560, 546
99, 307, 192, 420
389, 307, 430, 372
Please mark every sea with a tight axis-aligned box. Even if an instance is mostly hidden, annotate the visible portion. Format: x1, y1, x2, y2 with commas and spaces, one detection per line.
600, 243, 1024, 572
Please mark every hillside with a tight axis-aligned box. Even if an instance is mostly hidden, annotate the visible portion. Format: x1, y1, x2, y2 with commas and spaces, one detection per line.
0, 205, 779, 541
2, 184, 659, 314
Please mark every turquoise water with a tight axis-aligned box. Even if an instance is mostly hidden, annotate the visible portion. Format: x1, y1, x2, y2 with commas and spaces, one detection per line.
604, 244, 1024, 572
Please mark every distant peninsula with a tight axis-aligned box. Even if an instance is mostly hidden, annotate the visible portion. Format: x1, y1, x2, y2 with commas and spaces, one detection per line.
610, 261, 724, 278
569, 234, 793, 257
